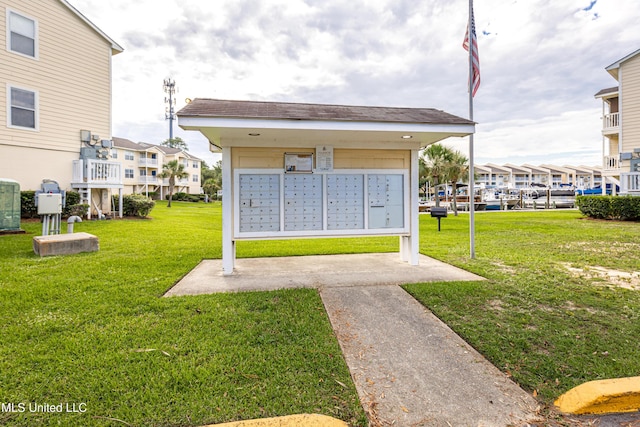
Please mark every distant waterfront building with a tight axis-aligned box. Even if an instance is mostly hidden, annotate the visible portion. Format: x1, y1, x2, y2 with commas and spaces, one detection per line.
474, 164, 602, 189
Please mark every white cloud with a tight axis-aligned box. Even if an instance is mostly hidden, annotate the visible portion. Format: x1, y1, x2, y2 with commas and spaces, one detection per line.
68, 0, 640, 167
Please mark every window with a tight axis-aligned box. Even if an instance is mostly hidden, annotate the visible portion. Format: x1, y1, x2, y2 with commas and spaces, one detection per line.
111, 149, 118, 159
139, 169, 147, 176
7, 85, 37, 129
192, 174, 199, 182
125, 169, 134, 179
7, 10, 37, 58
193, 161, 199, 168
125, 151, 134, 161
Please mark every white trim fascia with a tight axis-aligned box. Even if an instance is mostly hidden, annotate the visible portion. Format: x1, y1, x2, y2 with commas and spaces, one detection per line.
178, 116, 475, 135
605, 48, 640, 72
619, 66, 623, 155
58, 0, 124, 54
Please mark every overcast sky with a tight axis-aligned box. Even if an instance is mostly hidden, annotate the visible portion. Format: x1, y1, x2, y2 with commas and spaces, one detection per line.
69, 0, 639, 167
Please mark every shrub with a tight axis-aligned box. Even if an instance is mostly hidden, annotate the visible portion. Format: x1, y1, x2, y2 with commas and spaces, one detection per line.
165, 192, 201, 202
62, 191, 80, 217
113, 194, 155, 218
20, 191, 37, 218
67, 204, 90, 218
576, 195, 640, 221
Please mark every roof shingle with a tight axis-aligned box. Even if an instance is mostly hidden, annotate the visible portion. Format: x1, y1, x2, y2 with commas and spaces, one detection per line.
177, 99, 473, 126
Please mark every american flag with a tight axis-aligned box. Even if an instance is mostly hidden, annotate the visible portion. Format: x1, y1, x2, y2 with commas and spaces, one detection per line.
463, 4, 480, 97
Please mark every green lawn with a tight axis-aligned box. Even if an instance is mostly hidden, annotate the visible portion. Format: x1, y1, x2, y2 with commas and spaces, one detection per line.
0, 202, 369, 427
1, 203, 639, 426
407, 209, 640, 403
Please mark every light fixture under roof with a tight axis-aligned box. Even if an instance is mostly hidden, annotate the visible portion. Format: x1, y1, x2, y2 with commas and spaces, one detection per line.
248, 133, 260, 136
401, 135, 413, 139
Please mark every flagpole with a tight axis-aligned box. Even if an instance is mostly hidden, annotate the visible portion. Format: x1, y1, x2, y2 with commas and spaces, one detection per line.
467, 0, 476, 259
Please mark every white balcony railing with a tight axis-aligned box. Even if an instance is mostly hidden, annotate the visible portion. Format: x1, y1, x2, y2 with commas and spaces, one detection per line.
604, 155, 621, 171
603, 112, 620, 131
139, 176, 158, 184
161, 178, 190, 185
72, 159, 122, 185
139, 158, 158, 167
620, 173, 640, 194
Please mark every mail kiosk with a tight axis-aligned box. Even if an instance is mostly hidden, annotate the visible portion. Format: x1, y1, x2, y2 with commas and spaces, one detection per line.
178, 99, 474, 275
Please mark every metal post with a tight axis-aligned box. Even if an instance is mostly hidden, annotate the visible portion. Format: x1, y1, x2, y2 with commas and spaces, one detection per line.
467, 0, 476, 259
164, 78, 176, 141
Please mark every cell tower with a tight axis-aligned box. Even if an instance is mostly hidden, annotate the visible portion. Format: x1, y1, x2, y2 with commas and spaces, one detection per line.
163, 78, 177, 140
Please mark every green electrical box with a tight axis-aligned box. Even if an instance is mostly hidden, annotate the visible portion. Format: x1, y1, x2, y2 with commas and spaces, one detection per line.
0, 179, 21, 232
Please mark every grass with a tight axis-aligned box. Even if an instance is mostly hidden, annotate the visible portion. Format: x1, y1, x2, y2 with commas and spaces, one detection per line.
407, 210, 640, 403
0, 202, 368, 427
2, 203, 639, 425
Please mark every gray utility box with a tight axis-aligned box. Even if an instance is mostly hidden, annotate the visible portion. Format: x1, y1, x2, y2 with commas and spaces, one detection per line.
37, 193, 63, 215
0, 179, 21, 231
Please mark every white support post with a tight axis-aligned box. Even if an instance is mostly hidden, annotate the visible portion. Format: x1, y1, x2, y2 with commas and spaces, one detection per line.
221, 146, 235, 275
118, 188, 123, 218
409, 149, 420, 265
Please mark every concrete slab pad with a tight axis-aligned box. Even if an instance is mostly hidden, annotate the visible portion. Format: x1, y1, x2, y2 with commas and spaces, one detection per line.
164, 253, 484, 297
32, 232, 99, 257
320, 285, 540, 426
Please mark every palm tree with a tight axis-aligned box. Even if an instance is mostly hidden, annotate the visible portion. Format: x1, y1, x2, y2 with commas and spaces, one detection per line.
446, 150, 469, 216
158, 160, 189, 207
421, 144, 454, 207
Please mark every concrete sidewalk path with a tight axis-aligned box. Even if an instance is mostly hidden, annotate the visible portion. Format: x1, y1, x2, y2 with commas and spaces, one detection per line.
321, 285, 539, 426
165, 253, 541, 426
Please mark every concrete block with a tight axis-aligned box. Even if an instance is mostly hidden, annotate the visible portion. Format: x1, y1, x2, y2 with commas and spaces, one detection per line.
202, 414, 347, 427
555, 376, 640, 414
33, 232, 99, 257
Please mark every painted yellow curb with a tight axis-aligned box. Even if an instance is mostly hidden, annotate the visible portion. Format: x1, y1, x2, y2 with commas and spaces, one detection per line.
202, 414, 348, 427
555, 376, 640, 414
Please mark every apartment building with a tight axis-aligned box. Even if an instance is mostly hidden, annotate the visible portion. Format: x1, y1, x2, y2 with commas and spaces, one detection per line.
112, 137, 202, 198
0, 0, 123, 216
595, 48, 640, 195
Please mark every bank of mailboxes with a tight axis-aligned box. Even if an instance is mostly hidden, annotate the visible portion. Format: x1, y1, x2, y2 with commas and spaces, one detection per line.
327, 175, 365, 230
284, 174, 323, 231
368, 175, 404, 229
238, 173, 404, 233
239, 174, 280, 232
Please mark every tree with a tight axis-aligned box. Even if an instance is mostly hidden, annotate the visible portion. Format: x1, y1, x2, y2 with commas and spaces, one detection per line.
420, 144, 469, 213
161, 137, 188, 151
421, 144, 454, 207
158, 160, 189, 207
202, 160, 222, 199
446, 150, 469, 215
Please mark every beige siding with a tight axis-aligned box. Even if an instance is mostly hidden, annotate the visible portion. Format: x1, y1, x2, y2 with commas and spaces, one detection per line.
0, 144, 75, 190
232, 147, 411, 169
621, 53, 640, 154
0, 0, 114, 189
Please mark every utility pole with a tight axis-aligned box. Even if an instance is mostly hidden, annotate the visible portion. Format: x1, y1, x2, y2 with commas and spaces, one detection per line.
163, 78, 176, 140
